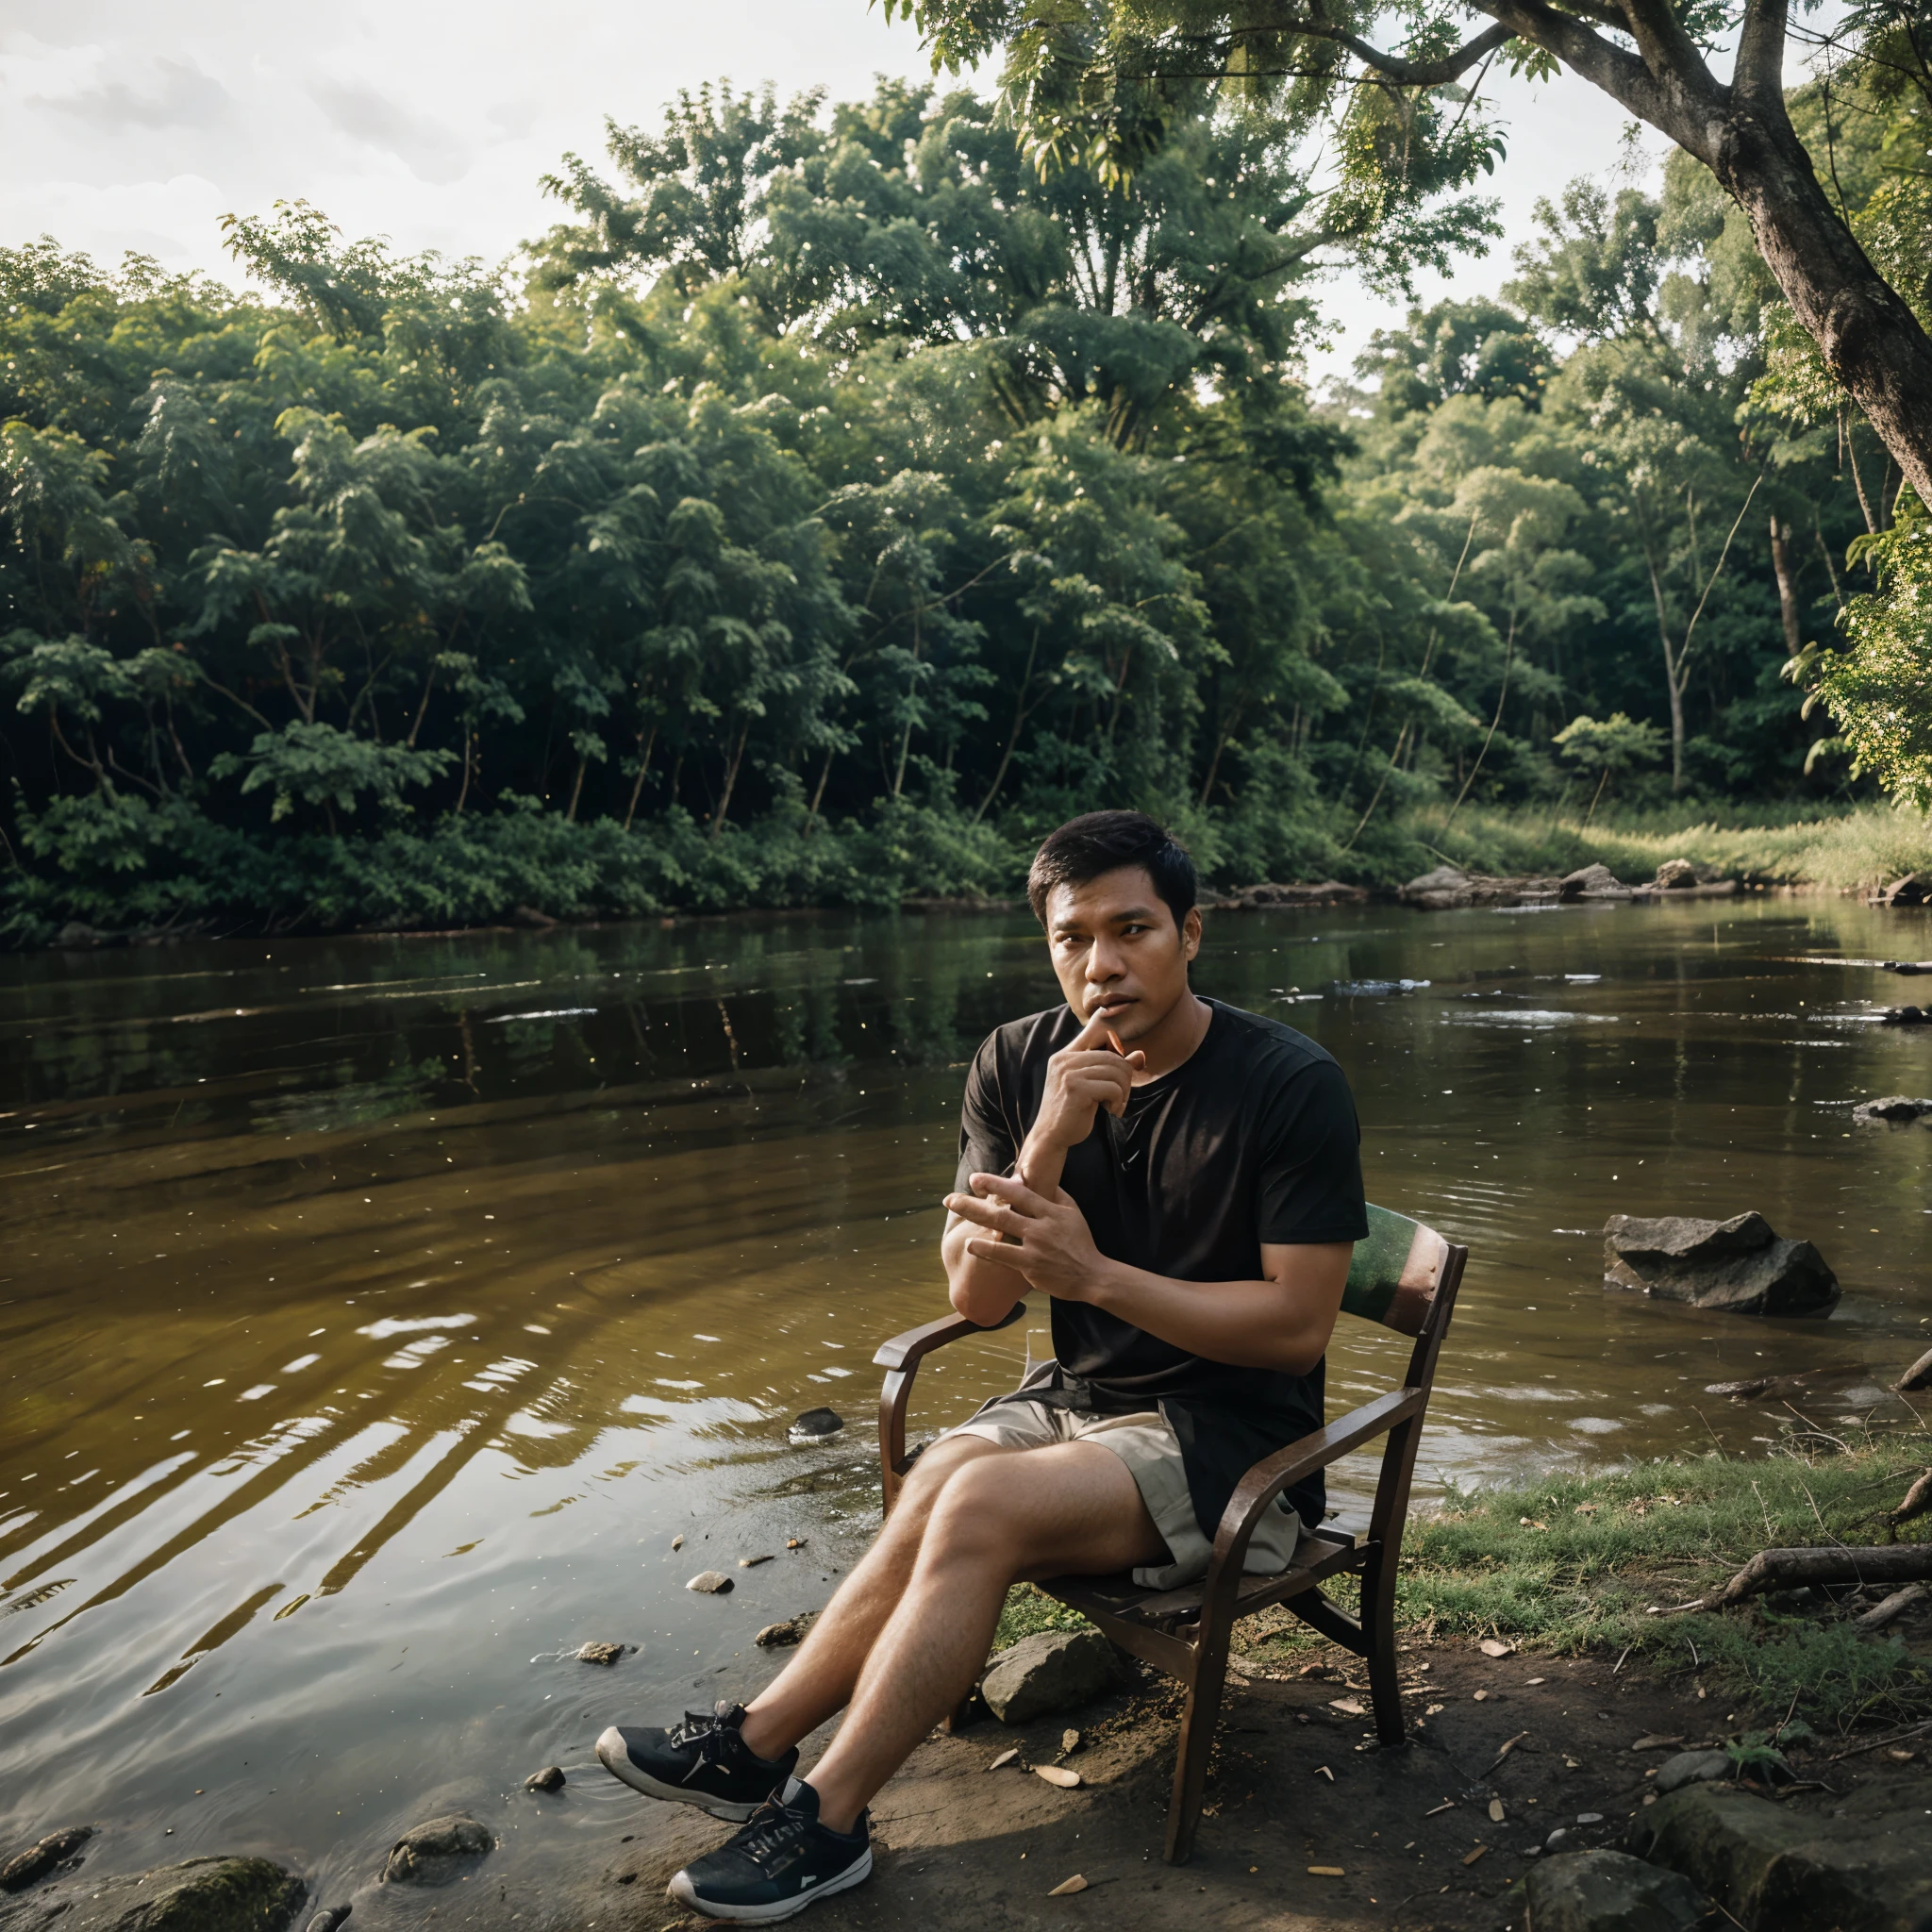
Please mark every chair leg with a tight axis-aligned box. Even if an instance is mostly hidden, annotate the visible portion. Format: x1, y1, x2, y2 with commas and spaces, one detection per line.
1361, 1547, 1405, 1748
1163, 1640, 1228, 1864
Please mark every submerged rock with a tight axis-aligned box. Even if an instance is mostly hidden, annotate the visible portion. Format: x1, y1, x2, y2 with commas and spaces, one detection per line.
1880, 1005, 1931, 1025
383, 1816, 492, 1885
980, 1628, 1120, 1725
788, 1407, 843, 1442
524, 1766, 565, 1792
1851, 1095, 1932, 1124
1603, 1212, 1839, 1316
0, 1857, 305, 1932
1526, 1850, 1710, 1932
0, 1830, 92, 1893
575, 1641, 627, 1664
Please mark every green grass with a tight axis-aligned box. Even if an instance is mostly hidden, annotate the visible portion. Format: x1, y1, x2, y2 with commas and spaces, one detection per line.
997, 1441, 1932, 1729
1393, 799, 1932, 891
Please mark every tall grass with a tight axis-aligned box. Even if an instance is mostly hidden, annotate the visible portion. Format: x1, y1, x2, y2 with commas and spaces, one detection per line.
1398, 800, 1932, 890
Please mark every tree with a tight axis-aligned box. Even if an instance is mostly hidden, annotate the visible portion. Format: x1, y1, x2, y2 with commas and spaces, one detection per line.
1553, 709, 1667, 819
890, 0, 1932, 507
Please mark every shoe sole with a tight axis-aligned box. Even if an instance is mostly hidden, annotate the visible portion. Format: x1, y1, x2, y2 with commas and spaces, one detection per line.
594, 1726, 763, 1823
667, 1847, 873, 1923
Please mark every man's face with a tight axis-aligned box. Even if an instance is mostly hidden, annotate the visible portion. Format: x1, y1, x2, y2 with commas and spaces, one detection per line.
1042, 866, 1201, 1042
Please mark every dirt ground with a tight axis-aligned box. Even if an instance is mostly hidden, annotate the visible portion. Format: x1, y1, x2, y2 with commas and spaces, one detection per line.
571, 1632, 1925, 1932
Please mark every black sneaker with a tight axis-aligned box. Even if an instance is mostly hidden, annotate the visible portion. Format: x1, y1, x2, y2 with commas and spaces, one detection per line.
668, 1778, 872, 1924
596, 1701, 798, 1822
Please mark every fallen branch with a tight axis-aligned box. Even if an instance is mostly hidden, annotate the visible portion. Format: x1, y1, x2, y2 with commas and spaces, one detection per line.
1478, 1731, 1530, 1781
1854, 1582, 1927, 1630
1885, 1470, 1932, 1539
1654, 1545, 1932, 1615
1828, 1719, 1932, 1762
1897, 1346, 1932, 1393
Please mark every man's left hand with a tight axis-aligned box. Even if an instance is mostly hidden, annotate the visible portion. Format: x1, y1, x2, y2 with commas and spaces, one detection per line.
943, 1172, 1108, 1302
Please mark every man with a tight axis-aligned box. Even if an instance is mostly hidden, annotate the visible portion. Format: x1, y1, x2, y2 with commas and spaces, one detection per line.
596, 809, 1369, 1923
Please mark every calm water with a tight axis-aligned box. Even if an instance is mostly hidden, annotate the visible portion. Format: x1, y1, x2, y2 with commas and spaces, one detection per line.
2, 894, 1928, 1903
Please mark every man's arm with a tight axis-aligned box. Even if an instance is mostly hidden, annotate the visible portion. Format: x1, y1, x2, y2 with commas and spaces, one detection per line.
943, 1011, 1142, 1325
944, 1173, 1351, 1374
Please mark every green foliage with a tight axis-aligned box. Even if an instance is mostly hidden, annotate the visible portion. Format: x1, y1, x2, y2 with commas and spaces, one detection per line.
0, 68, 1904, 940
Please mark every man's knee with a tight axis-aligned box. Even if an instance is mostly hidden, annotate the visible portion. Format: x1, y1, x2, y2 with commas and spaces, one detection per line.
919, 1455, 1027, 1570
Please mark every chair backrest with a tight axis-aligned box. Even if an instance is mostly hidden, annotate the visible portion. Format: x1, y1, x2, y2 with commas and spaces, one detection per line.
1341, 1202, 1451, 1338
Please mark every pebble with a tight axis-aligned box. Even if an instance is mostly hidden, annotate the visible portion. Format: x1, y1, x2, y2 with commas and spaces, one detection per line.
1577, 1812, 1605, 1824
686, 1572, 733, 1594
1033, 1765, 1080, 1789
1046, 1875, 1087, 1896
755, 1620, 803, 1648
1060, 1728, 1081, 1757
672, 1535, 684, 1550
525, 1767, 565, 1792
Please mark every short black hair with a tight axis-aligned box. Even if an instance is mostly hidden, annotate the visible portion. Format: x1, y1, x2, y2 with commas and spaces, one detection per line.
1026, 810, 1198, 933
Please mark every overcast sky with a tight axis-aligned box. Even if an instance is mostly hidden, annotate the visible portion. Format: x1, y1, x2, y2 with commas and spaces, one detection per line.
0, 0, 1651, 383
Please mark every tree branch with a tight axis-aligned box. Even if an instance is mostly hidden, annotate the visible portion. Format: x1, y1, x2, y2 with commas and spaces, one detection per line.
1207, 17, 1516, 87
1734, 0, 1790, 104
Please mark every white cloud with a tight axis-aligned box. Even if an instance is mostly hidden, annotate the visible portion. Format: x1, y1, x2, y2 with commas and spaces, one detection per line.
309, 75, 474, 185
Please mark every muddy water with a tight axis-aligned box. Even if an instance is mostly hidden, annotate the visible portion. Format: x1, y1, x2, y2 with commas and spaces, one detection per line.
1, 895, 1927, 1900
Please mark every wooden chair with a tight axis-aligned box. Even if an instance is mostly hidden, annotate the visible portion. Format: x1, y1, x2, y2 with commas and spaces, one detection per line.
872, 1204, 1468, 1864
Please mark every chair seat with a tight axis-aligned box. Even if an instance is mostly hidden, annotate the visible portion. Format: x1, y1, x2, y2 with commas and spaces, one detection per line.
1041, 1528, 1362, 1632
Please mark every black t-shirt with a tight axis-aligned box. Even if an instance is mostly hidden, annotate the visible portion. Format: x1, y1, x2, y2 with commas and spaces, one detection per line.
955, 996, 1369, 1543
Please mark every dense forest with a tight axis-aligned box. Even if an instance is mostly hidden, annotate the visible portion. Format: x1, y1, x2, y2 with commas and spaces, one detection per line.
0, 65, 1924, 940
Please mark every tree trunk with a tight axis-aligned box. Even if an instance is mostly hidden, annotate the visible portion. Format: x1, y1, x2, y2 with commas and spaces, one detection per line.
623, 725, 657, 833
709, 721, 750, 842
1769, 518, 1802, 657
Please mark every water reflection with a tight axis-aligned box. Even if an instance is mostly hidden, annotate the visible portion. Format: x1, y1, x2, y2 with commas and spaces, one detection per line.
0, 897, 1927, 1892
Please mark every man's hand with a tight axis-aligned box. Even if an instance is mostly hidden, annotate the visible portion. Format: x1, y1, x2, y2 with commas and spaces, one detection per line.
1029, 1009, 1146, 1156
944, 1171, 1110, 1301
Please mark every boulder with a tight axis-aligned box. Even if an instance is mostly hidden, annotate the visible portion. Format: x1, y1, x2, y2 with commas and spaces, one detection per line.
980, 1627, 1120, 1725
1524, 1850, 1710, 1932
1402, 864, 1475, 910
0, 1831, 92, 1893
382, 1816, 492, 1885
1852, 1096, 1932, 1124
1655, 858, 1700, 890
1603, 1213, 1839, 1316
0, 1857, 305, 1932
1655, 1749, 1734, 1795
1629, 1774, 1932, 1930
1560, 862, 1625, 900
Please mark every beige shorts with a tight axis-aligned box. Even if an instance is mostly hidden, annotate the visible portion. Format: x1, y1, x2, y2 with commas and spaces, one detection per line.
939, 1398, 1301, 1591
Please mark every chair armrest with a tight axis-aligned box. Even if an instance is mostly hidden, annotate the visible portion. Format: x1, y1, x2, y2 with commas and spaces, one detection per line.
874, 1301, 1026, 1514
1198, 1387, 1425, 1615
873, 1300, 1026, 1371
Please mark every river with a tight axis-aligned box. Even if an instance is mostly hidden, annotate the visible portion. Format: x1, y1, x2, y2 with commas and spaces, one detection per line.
1, 892, 1926, 1902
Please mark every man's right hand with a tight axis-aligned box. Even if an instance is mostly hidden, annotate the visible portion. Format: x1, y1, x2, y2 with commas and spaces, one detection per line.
1028, 1008, 1146, 1154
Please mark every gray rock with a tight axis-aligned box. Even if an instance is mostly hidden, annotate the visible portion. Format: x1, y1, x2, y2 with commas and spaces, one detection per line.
524, 1766, 565, 1792
685, 1571, 733, 1594
0, 1831, 92, 1893
1630, 1775, 1932, 1929
1403, 864, 1484, 909
1852, 1095, 1932, 1124
1561, 862, 1625, 899
0, 1857, 305, 1932
382, 1816, 492, 1885
1655, 1749, 1733, 1794
980, 1627, 1119, 1724
1603, 1212, 1840, 1316
1525, 1850, 1710, 1932
788, 1407, 843, 1442
1655, 858, 1700, 890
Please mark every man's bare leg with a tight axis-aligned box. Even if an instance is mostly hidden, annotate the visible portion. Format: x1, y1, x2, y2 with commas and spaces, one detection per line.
737, 1434, 1006, 1761
802, 1441, 1167, 1833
